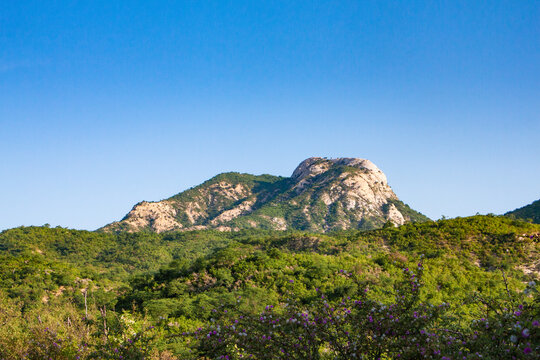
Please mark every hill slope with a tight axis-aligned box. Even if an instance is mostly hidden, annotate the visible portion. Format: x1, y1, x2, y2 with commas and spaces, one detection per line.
505, 198, 540, 224
1, 216, 539, 358
102, 157, 429, 233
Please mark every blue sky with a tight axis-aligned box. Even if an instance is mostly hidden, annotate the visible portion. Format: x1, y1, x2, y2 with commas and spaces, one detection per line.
1, 1, 539, 230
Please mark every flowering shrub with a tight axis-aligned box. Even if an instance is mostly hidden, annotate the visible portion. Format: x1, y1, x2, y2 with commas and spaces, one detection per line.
90, 312, 156, 360
459, 280, 539, 359
0, 295, 166, 360
23, 327, 90, 360
188, 265, 539, 359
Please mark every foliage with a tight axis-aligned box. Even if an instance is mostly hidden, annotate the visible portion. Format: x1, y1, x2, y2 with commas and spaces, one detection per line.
0, 215, 538, 358
506, 199, 540, 224
189, 268, 539, 359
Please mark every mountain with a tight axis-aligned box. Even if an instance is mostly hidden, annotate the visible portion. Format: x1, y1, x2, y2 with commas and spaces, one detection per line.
505, 199, 540, 224
101, 157, 429, 233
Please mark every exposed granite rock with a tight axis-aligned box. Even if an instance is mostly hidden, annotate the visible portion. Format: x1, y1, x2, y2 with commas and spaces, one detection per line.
116, 201, 179, 233
101, 157, 428, 233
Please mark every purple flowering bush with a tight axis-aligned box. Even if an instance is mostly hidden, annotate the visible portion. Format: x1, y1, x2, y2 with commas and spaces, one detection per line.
23, 326, 90, 360
459, 280, 539, 359
188, 265, 539, 359
0, 294, 168, 360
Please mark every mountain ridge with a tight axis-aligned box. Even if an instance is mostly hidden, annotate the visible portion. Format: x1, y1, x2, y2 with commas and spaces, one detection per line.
505, 199, 540, 224
101, 157, 429, 233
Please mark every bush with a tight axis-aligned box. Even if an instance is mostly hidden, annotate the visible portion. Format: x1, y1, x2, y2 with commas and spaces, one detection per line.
187, 266, 539, 359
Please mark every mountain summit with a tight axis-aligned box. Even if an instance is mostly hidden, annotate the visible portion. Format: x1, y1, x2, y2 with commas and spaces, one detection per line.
101, 157, 428, 233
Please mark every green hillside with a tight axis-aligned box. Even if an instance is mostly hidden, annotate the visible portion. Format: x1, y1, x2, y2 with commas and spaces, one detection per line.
0, 215, 538, 358
506, 199, 540, 224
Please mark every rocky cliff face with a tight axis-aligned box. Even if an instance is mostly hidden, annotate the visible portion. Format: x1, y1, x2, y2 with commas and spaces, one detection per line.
101, 157, 429, 233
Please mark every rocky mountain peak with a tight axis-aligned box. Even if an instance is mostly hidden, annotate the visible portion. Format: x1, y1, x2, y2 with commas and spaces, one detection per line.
291, 157, 388, 185
101, 157, 428, 233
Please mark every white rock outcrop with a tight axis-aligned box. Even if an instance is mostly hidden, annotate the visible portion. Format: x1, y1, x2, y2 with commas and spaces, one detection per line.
102, 157, 425, 233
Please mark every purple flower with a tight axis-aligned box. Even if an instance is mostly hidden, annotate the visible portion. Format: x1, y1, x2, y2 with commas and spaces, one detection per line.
524, 347, 532, 354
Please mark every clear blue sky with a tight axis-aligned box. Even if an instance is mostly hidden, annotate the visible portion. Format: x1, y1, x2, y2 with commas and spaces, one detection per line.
1, 1, 539, 231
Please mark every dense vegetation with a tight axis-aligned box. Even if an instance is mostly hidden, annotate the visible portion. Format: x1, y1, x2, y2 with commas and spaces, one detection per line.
0, 215, 538, 358
506, 199, 540, 224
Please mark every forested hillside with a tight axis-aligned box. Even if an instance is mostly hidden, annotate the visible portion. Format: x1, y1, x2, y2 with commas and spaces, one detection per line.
506, 199, 540, 224
0, 216, 538, 358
